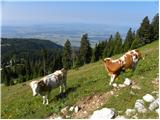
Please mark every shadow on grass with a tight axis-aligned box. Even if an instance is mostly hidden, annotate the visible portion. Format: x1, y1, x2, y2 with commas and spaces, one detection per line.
50, 84, 81, 102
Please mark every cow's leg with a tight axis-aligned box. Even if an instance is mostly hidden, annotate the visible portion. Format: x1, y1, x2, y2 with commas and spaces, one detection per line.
109, 74, 116, 85
132, 62, 137, 71
45, 94, 49, 105
63, 80, 67, 93
42, 96, 46, 104
59, 85, 62, 93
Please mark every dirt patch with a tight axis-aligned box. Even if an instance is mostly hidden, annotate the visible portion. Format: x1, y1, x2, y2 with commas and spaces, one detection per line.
71, 88, 118, 119
47, 82, 135, 119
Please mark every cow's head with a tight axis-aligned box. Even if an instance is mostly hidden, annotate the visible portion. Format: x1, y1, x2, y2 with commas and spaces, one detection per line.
30, 80, 46, 96
131, 49, 143, 63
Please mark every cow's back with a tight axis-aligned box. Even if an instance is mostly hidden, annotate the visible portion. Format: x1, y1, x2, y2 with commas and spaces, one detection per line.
44, 74, 61, 89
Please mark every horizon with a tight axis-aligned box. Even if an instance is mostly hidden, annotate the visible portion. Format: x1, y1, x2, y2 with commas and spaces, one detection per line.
2, 1, 158, 27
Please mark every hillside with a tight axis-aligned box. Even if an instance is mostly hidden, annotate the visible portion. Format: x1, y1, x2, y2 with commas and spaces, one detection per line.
1, 40, 159, 119
1, 38, 63, 66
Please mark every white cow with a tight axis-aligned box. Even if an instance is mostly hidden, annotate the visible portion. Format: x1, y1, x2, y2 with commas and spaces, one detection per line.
30, 68, 67, 105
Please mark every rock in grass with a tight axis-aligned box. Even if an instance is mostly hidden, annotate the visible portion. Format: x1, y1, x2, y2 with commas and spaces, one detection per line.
118, 84, 126, 88
90, 108, 115, 119
124, 78, 132, 86
149, 98, 159, 111
134, 99, 147, 113
74, 106, 80, 113
115, 115, 126, 119
155, 108, 159, 115
143, 94, 155, 103
131, 85, 141, 90
125, 109, 136, 117
69, 106, 74, 112
55, 116, 62, 119
61, 106, 69, 115
112, 83, 118, 88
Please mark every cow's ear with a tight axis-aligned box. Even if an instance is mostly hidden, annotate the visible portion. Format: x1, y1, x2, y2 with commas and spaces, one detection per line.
38, 80, 45, 87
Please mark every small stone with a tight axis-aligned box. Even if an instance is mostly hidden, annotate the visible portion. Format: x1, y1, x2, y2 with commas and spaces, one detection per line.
112, 83, 118, 88
124, 78, 132, 86
69, 106, 74, 112
143, 94, 155, 103
131, 85, 141, 90
83, 111, 87, 114
115, 115, 126, 119
118, 84, 126, 88
149, 100, 159, 111
54, 116, 62, 120
110, 91, 114, 95
61, 106, 68, 114
131, 114, 138, 119
125, 109, 136, 117
90, 108, 115, 119
65, 115, 70, 119
151, 91, 158, 94
74, 106, 80, 113
134, 99, 147, 113
136, 99, 145, 104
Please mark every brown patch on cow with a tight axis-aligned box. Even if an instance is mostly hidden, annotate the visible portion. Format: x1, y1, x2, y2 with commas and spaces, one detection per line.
104, 58, 122, 74
122, 53, 133, 69
38, 80, 48, 92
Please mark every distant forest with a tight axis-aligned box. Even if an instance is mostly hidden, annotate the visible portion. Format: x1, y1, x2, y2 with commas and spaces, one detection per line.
1, 13, 159, 86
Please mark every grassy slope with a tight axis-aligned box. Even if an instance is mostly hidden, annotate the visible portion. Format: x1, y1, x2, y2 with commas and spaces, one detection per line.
1, 40, 159, 119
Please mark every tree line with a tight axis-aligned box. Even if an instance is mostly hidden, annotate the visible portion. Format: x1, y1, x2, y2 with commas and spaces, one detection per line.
1, 13, 158, 86
62, 13, 159, 69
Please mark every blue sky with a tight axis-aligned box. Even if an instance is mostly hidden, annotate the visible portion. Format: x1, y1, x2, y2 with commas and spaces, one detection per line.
1, 1, 158, 27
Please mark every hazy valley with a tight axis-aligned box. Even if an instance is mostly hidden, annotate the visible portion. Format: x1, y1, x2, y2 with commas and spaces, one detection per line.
2, 23, 131, 47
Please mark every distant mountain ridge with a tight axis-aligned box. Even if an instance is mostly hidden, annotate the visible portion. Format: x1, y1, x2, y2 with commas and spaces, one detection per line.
1, 38, 63, 66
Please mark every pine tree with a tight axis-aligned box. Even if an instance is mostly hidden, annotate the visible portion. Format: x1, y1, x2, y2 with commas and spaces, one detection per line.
151, 13, 159, 41
79, 33, 92, 65
25, 54, 32, 80
97, 41, 106, 59
139, 16, 151, 44
123, 28, 134, 52
72, 48, 80, 69
62, 39, 72, 70
131, 30, 143, 49
102, 40, 109, 58
42, 49, 48, 75
91, 43, 100, 62
113, 32, 122, 55
104, 35, 114, 57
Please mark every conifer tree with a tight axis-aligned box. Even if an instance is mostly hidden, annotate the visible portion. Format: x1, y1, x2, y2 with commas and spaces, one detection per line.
131, 30, 143, 49
104, 35, 114, 57
123, 28, 134, 52
62, 39, 72, 69
138, 16, 151, 44
79, 33, 92, 65
91, 43, 100, 62
151, 13, 159, 41
97, 41, 106, 59
102, 40, 109, 58
113, 32, 122, 55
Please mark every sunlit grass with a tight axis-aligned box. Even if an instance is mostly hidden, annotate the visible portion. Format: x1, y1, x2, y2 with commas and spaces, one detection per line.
1, 40, 159, 119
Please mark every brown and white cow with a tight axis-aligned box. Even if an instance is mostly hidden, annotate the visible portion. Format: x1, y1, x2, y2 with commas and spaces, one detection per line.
103, 49, 142, 85
30, 68, 67, 104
